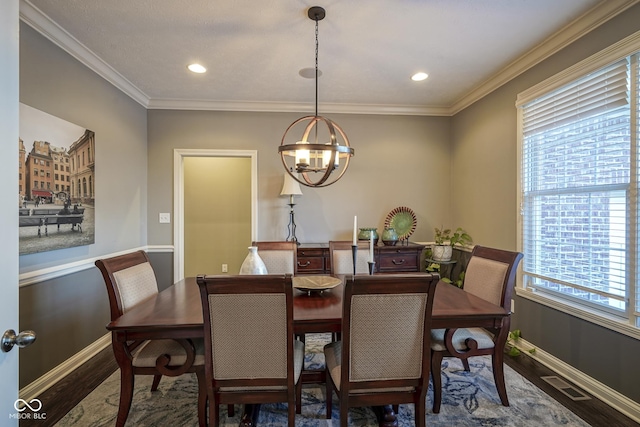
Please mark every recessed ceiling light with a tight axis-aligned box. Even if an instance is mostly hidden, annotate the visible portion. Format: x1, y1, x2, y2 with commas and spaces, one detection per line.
188, 63, 207, 73
411, 72, 428, 82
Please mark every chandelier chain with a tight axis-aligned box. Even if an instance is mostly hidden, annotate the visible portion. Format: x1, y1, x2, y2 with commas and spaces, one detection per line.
315, 16, 319, 117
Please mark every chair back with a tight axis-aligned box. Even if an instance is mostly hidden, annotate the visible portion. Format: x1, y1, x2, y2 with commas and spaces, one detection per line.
329, 241, 371, 275
196, 274, 295, 389
252, 241, 297, 274
462, 246, 523, 311
95, 250, 159, 321
340, 274, 438, 391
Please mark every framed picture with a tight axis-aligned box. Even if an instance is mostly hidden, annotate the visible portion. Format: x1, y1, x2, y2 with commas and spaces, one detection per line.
19, 103, 95, 255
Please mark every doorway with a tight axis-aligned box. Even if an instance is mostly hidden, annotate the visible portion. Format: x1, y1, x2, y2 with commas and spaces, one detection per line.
173, 149, 257, 281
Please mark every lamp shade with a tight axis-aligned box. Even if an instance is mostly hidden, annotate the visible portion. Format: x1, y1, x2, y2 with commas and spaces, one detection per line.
280, 173, 303, 197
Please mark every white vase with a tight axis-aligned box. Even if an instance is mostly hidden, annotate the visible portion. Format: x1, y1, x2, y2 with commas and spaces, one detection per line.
432, 245, 453, 262
239, 246, 268, 275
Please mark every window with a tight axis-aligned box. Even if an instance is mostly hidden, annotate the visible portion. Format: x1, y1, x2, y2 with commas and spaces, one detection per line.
517, 35, 640, 334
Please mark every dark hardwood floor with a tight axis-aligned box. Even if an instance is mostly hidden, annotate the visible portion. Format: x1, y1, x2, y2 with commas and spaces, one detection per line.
20, 347, 638, 426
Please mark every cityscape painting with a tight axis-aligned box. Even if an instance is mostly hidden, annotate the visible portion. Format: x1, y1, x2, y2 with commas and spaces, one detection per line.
19, 103, 95, 255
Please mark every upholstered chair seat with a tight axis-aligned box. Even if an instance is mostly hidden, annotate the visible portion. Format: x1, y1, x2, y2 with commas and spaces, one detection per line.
430, 327, 495, 352
132, 338, 206, 368
323, 274, 439, 427
329, 241, 370, 275
430, 246, 523, 414
197, 274, 303, 427
253, 241, 298, 274
96, 250, 207, 427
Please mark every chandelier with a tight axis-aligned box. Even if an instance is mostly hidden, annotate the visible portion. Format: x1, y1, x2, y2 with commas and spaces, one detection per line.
278, 6, 354, 188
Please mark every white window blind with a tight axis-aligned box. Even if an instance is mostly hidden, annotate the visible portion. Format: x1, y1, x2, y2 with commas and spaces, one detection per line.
520, 56, 639, 326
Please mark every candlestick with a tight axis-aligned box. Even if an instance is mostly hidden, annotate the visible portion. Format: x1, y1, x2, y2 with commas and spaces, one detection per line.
353, 216, 357, 245
351, 244, 358, 276
369, 233, 374, 263
368, 261, 376, 275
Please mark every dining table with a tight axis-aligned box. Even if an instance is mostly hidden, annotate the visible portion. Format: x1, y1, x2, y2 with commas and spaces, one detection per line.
107, 274, 509, 427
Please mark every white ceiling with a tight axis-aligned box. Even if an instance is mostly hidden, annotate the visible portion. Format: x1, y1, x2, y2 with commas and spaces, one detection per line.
20, 0, 637, 115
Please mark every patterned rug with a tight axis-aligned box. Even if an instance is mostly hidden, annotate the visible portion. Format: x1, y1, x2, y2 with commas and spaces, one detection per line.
57, 334, 589, 426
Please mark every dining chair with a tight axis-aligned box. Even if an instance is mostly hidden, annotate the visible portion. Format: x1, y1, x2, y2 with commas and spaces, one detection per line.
324, 273, 439, 427
430, 245, 523, 413
196, 274, 304, 427
329, 240, 371, 275
252, 241, 298, 274
95, 250, 207, 427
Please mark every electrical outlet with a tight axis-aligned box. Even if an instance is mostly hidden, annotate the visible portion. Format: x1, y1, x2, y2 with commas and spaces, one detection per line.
159, 213, 171, 223
222, 264, 228, 273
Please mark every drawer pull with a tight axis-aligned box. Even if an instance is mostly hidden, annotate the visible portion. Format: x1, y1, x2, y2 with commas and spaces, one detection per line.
392, 259, 406, 265
297, 261, 311, 267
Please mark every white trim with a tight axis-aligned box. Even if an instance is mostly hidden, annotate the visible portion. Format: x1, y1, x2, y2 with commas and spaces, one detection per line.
19, 333, 111, 402
18, 246, 174, 287
19, 246, 146, 287
147, 98, 451, 117
19, 0, 149, 108
453, 0, 640, 114
516, 29, 640, 107
512, 337, 640, 423
173, 149, 258, 282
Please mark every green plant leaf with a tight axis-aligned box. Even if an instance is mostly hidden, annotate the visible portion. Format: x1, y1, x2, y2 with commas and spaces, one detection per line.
508, 347, 521, 357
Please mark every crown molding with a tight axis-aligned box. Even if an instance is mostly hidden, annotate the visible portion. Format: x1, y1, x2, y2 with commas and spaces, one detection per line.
19, 0, 150, 107
450, 0, 640, 115
147, 98, 451, 116
19, 0, 639, 117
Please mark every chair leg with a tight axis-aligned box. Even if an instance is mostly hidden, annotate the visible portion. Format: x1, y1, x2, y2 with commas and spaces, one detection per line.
462, 359, 470, 372
116, 367, 135, 427
209, 399, 219, 427
430, 351, 444, 413
151, 374, 162, 391
492, 350, 509, 406
289, 396, 296, 426
325, 368, 333, 419
196, 369, 207, 427
296, 377, 302, 414
339, 394, 349, 427
228, 404, 235, 417
415, 393, 426, 427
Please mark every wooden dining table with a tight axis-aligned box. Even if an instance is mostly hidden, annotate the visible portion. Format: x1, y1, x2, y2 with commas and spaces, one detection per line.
107, 274, 509, 427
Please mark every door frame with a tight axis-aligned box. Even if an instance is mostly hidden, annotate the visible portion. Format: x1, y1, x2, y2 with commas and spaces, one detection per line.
173, 149, 258, 282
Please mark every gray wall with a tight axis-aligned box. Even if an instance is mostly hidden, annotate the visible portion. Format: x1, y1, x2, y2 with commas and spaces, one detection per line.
17, 1, 640, 405
147, 110, 451, 247
18, 23, 149, 387
450, 3, 640, 402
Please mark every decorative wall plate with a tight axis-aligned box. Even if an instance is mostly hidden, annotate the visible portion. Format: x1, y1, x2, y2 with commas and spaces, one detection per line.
293, 275, 341, 293
384, 206, 417, 241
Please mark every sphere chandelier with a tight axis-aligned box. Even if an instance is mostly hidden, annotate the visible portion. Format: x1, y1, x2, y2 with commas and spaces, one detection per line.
278, 6, 354, 188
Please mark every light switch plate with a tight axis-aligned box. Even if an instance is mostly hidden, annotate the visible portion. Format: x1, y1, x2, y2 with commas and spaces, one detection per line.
159, 213, 171, 223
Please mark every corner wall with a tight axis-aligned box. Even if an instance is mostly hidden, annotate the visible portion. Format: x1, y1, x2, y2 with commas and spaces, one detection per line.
450, 3, 640, 403
18, 23, 148, 387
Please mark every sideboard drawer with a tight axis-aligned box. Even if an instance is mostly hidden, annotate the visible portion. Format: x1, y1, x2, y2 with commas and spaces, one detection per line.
297, 256, 325, 273
297, 247, 328, 274
378, 248, 420, 272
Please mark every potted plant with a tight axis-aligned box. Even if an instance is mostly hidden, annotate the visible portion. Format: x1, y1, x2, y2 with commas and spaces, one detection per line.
432, 226, 473, 262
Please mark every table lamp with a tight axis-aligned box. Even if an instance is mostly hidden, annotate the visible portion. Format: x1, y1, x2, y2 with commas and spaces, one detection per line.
280, 173, 303, 244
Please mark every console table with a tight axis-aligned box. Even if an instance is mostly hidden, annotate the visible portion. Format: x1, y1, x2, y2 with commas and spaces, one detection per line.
297, 242, 426, 274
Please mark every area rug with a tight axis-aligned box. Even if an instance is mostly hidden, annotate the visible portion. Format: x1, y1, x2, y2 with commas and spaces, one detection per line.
57, 334, 589, 426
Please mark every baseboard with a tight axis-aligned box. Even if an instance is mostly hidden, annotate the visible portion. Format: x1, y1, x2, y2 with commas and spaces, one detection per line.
513, 338, 640, 423
19, 333, 111, 402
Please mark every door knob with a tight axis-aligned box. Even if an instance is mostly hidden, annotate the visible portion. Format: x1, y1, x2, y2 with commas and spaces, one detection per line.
1, 329, 36, 352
